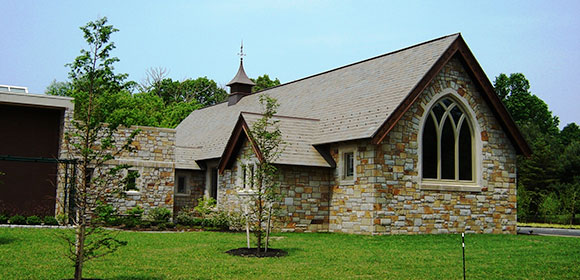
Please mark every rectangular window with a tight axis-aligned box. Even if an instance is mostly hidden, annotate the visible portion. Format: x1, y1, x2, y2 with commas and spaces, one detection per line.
344, 152, 354, 179
85, 168, 94, 187
177, 176, 186, 194
125, 170, 139, 191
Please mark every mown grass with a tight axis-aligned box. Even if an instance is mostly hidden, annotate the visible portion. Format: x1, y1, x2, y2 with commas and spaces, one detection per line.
518, 222, 580, 229
0, 228, 579, 279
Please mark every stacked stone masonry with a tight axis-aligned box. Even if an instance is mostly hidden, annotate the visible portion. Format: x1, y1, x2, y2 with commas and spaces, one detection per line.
220, 57, 517, 235
56, 120, 177, 216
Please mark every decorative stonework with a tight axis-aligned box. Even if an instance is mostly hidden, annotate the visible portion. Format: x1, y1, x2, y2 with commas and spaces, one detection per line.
219, 57, 517, 235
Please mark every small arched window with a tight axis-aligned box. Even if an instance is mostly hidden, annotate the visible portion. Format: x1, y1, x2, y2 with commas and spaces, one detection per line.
422, 97, 473, 181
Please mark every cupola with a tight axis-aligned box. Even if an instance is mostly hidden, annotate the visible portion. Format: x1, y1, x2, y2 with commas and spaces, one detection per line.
227, 43, 255, 106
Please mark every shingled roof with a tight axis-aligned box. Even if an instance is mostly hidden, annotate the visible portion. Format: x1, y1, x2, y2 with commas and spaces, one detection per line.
175, 33, 530, 168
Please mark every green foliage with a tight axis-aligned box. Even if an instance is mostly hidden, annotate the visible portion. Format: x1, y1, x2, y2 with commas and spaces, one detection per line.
63, 17, 132, 280
251, 74, 281, 92
494, 73, 559, 135
45, 80, 73, 96
539, 192, 561, 222
56, 214, 68, 225
175, 207, 197, 226
124, 206, 144, 228
26, 216, 42, 225
94, 201, 119, 225
43, 216, 59, 226
147, 207, 172, 224
8, 215, 26, 225
0, 214, 8, 224
560, 123, 580, 146
194, 197, 217, 217
494, 73, 580, 224
243, 94, 284, 250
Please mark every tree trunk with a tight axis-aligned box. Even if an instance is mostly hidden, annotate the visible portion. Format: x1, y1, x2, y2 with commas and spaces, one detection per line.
265, 204, 272, 252
74, 210, 86, 280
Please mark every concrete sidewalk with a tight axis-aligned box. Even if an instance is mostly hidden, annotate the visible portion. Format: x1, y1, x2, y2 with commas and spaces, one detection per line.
517, 227, 580, 237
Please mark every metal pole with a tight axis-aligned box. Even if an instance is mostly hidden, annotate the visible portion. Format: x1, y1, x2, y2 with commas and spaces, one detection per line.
462, 233, 466, 280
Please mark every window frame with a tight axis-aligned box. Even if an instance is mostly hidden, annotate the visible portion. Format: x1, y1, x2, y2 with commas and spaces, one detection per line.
418, 90, 482, 192
338, 146, 357, 185
124, 169, 140, 192
176, 175, 187, 194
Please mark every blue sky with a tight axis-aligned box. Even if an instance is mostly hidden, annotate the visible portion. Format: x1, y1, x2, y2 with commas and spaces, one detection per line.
1, 0, 578, 127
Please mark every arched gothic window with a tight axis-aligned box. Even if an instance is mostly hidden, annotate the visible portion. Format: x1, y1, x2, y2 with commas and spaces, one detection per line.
422, 97, 473, 181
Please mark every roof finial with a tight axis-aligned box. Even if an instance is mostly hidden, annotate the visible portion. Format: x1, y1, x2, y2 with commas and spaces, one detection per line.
238, 40, 246, 62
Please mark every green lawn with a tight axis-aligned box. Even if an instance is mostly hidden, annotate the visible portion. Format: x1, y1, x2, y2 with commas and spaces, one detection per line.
0, 228, 579, 279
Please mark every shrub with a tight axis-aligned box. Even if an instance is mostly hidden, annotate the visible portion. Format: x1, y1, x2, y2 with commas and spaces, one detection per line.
194, 197, 216, 217
56, 213, 68, 225
94, 201, 119, 226
157, 223, 167, 231
125, 206, 144, 227
140, 220, 151, 229
227, 211, 247, 231
0, 214, 8, 224
26, 216, 42, 225
9, 215, 26, 225
43, 216, 59, 226
176, 207, 196, 226
202, 211, 229, 230
166, 222, 176, 229
148, 207, 172, 224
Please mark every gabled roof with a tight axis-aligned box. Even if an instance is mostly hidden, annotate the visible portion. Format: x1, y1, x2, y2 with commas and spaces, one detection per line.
177, 33, 530, 166
218, 112, 333, 173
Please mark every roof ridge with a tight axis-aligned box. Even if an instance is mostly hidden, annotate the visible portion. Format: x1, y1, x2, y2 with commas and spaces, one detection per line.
252, 33, 461, 94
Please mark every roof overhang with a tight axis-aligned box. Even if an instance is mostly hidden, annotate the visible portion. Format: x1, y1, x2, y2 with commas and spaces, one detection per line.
0, 91, 74, 110
370, 34, 532, 156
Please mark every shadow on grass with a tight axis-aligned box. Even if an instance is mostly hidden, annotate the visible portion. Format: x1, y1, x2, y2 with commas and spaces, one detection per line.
109, 276, 165, 280
0, 236, 17, 245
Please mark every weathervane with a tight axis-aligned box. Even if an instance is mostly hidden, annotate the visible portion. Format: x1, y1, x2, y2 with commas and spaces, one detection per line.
238, 40, 246, 62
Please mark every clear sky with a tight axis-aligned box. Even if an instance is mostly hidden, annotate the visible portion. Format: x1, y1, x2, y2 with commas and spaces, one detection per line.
1, 0, 578, 127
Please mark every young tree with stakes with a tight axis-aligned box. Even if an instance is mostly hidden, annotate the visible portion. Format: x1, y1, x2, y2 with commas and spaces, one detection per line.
60, 17, 138, 280
242, 95, 284, 253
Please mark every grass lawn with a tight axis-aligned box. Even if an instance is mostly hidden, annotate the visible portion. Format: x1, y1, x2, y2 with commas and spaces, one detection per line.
1, 228, 579, 279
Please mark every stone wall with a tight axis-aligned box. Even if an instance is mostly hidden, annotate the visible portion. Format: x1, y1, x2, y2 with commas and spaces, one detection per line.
369, 57, 517, 235
210, 57, 518, 235
56, 123, 177, 217
219, 140, 332, 232
174, 169, 205, 213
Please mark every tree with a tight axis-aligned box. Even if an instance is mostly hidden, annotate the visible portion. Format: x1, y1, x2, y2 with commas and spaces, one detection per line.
251, 74, 281, 92
493, 73, 559, 135
149, 77, 227, 107
45, 80, 73, 96
560, 123, 580, 147
243, 94, 284, 253
62, 17, 136, 280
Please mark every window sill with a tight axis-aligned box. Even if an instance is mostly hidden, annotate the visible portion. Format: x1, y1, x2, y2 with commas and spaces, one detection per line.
339, 179, 355, 186
175, 193, 190, 197
124, 190, 141, 197
420, 181, 481, 192
237, 189, 256, 196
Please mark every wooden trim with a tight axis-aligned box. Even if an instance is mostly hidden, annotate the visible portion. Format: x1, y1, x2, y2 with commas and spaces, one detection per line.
371, 35, 531, 156
371, 39, 460, 145
454, 39, 532, 156
217, 114, 265, 174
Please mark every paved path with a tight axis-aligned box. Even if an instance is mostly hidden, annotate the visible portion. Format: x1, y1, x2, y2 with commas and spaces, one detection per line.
517, 227, 580, 237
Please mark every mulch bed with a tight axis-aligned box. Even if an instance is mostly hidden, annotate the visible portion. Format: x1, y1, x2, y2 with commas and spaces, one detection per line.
226, 247, 288, 258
